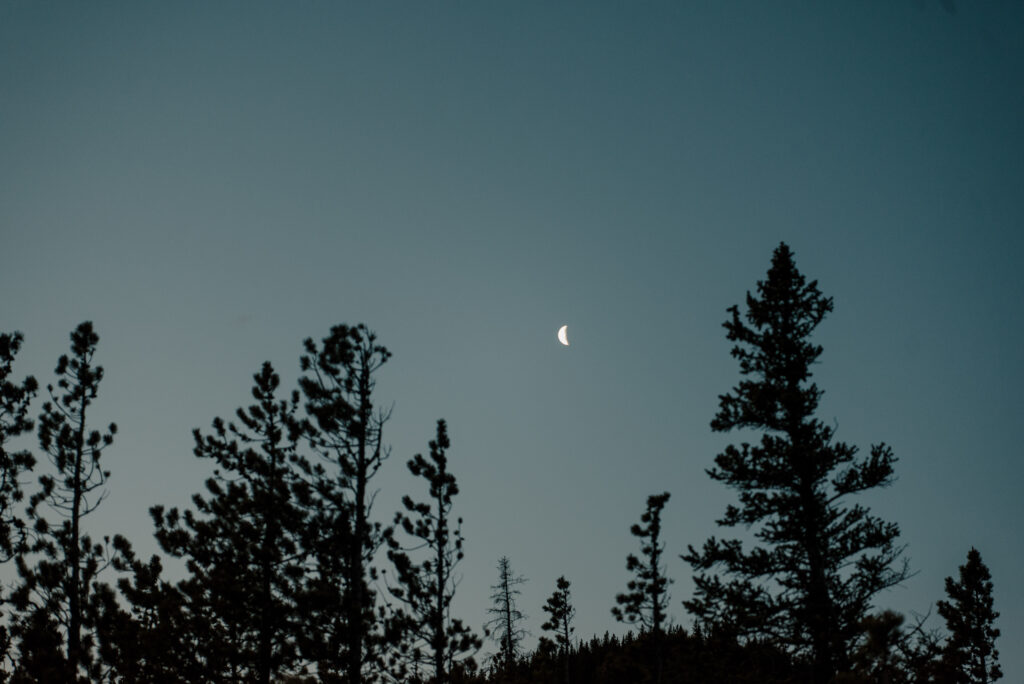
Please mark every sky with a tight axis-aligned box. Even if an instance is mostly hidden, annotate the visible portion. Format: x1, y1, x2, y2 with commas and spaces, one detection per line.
2, 0, 1023, 676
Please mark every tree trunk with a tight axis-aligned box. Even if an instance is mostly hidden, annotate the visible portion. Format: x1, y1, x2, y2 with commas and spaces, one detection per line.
68, 401, 86, 674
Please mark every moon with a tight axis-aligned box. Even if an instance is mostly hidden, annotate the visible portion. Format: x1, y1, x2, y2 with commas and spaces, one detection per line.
557, 325, 569, 346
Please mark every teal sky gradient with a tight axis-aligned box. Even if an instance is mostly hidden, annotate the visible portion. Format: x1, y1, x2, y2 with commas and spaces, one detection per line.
2, 0, 1022, 676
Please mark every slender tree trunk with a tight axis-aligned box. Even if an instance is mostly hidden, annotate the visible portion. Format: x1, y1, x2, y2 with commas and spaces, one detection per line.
561, 617, 570, 684
68, 401, 86, 674
347, 366, 371, 684
433, 493, 446, 683
258, 437, 279, 684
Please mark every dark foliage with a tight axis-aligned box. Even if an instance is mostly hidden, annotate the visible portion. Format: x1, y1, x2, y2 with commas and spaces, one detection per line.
387, 419, 481, 683
298, 323, 393, 682
464, 626, 800, 684
541, 576, 575, 684
935, 548, 1001, 683
613, 492, 671, 682
613, 492, 671, 634
11, 322, 118, 682
0, 332, 38, 670
0, 332, 37, 563
682, 243, 909, 682
149, 361, 310, 682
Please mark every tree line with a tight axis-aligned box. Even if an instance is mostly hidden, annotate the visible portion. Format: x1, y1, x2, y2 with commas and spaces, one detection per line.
0, 243, 1000, 683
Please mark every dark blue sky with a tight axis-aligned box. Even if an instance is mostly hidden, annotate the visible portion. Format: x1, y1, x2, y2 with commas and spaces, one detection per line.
2, 0, 1022, 676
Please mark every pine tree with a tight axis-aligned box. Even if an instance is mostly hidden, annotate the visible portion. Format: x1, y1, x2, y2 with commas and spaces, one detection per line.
682, 243, 909, 683
11, 322, 117, 681
936, 548, 1001, 683
613, 492, 671, 683
0, 331, 38, 667
541, 576, 575, 684
298, 323, 392, 682
150, 361, 309, 682
95, 537, 202, 682
387, 419, 481, 683
0, 332, 37, 563
485, 556, 527, 674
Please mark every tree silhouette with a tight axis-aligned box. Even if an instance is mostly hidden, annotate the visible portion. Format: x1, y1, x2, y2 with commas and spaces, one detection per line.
387, 419, 481, 683
0, 331, 38, 667
613, 492, 671, 683
0, 332, 37, 563
11, 322, 117, 681
95, 537, 202, 682
298, 323, 392, 682
486, 556, 527, 674
936, 548, 1001, 683
541, 576, 575, 684
150, 361, 310, 682
682, 243, 909, 683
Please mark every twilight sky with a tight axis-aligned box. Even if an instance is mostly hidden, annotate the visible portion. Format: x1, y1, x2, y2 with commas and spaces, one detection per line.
2, 0, 1022, 676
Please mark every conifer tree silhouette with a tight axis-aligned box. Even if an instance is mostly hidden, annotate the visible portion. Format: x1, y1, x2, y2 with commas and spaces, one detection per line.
12, 322, 117, 681
387, 419, 481, 683
613, 492, 671, 683
298, 323, 392, 682
150, 361, 309, 682
937, 548, 1001, 683
541, 575, 575, 684
683, 243, 909, 683
486, 556, 527, 674
0, 332, 37, 563
0, 332, 37, 664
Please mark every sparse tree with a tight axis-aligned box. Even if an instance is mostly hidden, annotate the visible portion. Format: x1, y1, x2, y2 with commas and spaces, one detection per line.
936, 548, 1001, 683
298, 323, 393, 682
11, 322, 117, 682
682, 243, 909, 683
541, 576, 575, 684
486, 556, 527, 674
387, 419, 480, 683
150, 361, 310, 682
613, 492, 671, 683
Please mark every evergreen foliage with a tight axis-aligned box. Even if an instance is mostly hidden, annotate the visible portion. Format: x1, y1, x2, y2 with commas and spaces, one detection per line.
613, 492, 672, 682
0, 331, 38, 669
462, 626, 800, 684
541, 576, 575, 684
11, 322, 117, 682
612, 492, 671, 634
0, 332, 37, 563
682, 243, 909, 682
387, 419, 481, 683
486, 556, 528, 673
149, 361, 310, 682
936, 548, 1001, 683
298, 323, 393, 682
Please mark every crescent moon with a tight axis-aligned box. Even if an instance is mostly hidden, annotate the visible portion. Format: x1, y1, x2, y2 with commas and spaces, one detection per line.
557, 325, 569, 346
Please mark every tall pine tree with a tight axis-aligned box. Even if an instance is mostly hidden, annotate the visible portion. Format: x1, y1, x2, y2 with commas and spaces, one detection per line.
12, 322, 117, 682
0, 332, 38, 666
541, 576, 575, 684
387, 419, 480, 683
613, 492, 671, 684
682, 243, 909, 683
150, 361, 309, 682
936, 548, 1001, 683
0, 332, 37, 563
298, 323, 392, 682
